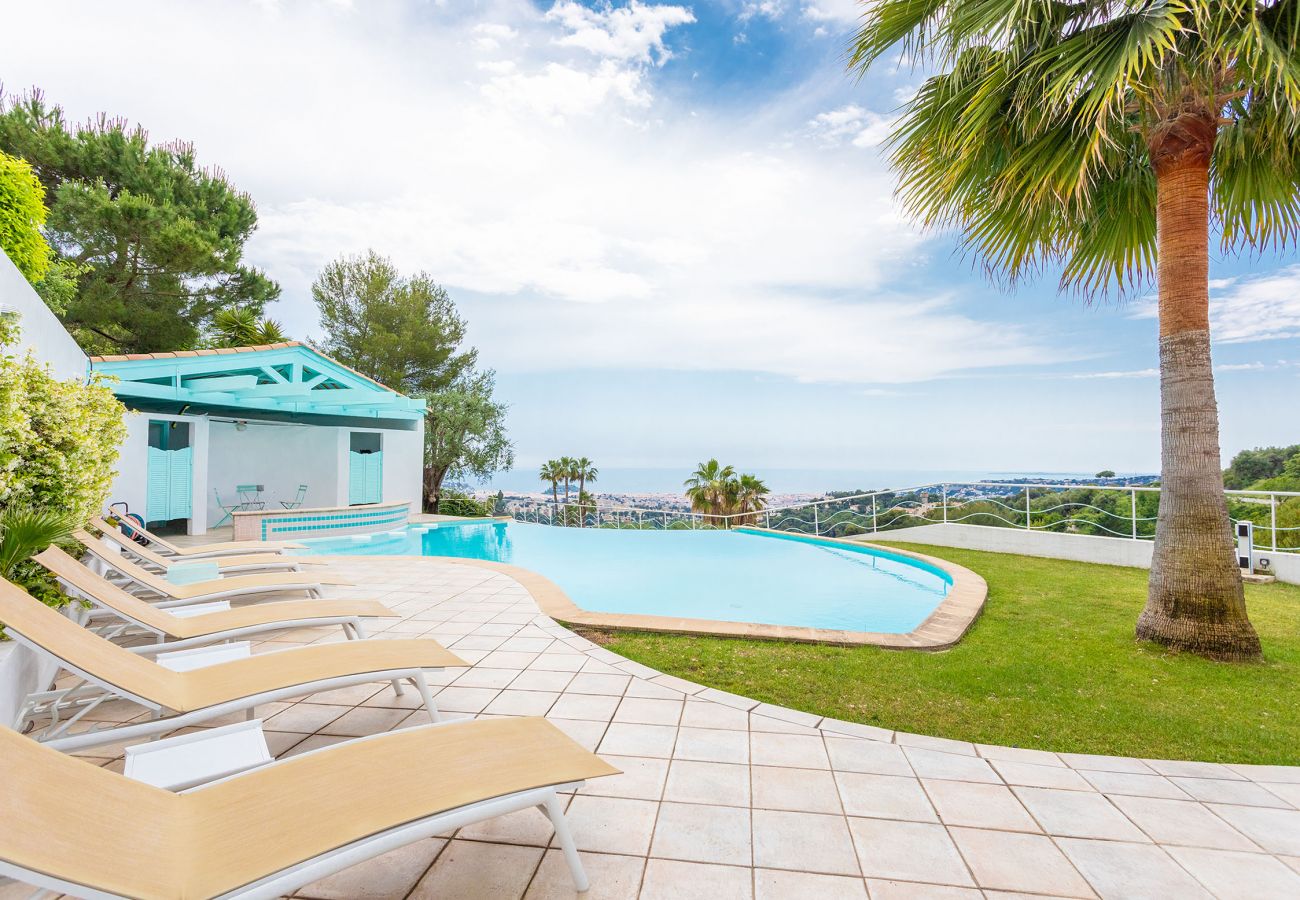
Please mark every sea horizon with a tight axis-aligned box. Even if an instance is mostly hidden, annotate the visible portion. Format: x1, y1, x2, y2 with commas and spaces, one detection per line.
471, 466, 1158, 497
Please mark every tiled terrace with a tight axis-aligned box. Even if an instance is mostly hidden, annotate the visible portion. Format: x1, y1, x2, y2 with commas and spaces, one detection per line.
22, 554, 1300, 899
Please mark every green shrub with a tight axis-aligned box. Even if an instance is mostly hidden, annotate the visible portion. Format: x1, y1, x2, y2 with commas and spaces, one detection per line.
0, 150, 53, 283
0, 318, 126, 607
437, 491, 494, 517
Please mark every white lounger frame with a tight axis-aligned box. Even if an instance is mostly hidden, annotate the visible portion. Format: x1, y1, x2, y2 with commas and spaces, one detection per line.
7, 631, 442, 754
82, 543, 335, 605
102, 534, 312, 575
0, 779, 587, 899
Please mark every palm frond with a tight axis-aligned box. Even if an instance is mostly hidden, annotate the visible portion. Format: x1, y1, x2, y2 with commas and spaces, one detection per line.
0, 507, 77, 578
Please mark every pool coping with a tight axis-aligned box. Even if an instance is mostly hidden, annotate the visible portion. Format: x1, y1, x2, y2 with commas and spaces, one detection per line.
340, 523, 988, 649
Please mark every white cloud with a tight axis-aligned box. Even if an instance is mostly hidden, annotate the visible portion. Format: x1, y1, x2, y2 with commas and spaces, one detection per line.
545, 1, 694, 65
1129, 265, 1300, 344
809, 103, 895, 147
740, 1, 787, 22
0, 0, 1057, 385
1068, 369, 1159, 380
1208, 266, 1300, 343
801, 0, 866, 25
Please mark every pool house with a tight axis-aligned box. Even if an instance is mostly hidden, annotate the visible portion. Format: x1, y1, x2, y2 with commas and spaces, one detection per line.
91, 343, 426, 537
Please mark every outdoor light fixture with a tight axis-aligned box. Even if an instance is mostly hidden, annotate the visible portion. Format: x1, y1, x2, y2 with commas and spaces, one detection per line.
1236, 521, 1254, 571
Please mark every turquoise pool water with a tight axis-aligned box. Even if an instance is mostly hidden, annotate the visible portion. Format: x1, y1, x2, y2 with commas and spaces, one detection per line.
304, 521, 951, 633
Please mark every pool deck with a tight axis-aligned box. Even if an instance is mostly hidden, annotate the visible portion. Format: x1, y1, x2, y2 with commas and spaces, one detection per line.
31, 550, 1300, 899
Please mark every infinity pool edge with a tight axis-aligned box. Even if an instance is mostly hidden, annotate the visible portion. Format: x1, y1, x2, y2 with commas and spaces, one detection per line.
320, 524, 988, 649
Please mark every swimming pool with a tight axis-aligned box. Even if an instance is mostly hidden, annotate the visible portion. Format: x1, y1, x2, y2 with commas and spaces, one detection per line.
302, 521, 954, 635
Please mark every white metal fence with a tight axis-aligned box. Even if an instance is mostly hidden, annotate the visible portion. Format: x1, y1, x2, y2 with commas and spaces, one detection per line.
510, 481, 1300, 554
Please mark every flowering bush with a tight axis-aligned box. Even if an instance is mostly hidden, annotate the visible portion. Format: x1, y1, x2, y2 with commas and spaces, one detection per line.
0, 317, 125, 607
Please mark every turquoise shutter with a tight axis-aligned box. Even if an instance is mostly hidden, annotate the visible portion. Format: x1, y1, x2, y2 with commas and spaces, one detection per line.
168, 447, 193, 519
366, 451, 383, 503
147, 447, 170, 522
349, 451, 366, 505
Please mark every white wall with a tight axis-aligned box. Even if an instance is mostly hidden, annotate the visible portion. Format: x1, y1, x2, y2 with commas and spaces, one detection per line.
0, 250, 87, 380
208, 420, 343, 526
874, 522, 1300, 585
107, 412, 210, 534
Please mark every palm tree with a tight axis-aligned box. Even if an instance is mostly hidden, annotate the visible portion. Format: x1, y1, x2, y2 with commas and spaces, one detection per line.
848, 2, 1294, 661
684, 459, 737, 524
0, 507, 76, 578
734, 473, 771, 525
538, 461, 562, 521
210, 307, 289, 346
574, 457, 598, 526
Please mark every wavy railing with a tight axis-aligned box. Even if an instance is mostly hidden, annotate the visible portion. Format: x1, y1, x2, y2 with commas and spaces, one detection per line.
508, 481, 1300, 555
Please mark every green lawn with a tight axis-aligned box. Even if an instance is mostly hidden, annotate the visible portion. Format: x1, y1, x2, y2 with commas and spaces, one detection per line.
595, 544, 1300, 764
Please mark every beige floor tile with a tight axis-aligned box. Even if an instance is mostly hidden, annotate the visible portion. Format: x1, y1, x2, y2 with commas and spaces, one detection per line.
1165, 846, 1300, 900
750, 732, 830, 769
679, 700, 754, 731
523, 849, 645, 900
947, 827, 1092, 897
902, 749, 1000, 784
755, 869, 867, 899
581, 755, 670, 801
319, 705, 413, 737
847, 818, 971, 886
568, 673, 633, 695
547, 718, 609, 751
1145, 759, 1242, 780
1107, 795, 1258, 850
651, 802, 753, 865
896, 733, 976, 756
281, 733, 354, 758
548, 693, 622, 722
922, 780, 1040, 832
975, 744, 1063, 767
753, 809, 860, 876
624, 679, 686, 700
835, 772, 937, 822
454, 667, 523, 689
1077, 770, 1189, 800
640, 859, 752, 900
1171, 777, 1294, 808
825, 739, 913, 777
1056, 838, 1211, 900
1012, 787, 1146, 841
529, 653, 589, 672
509, 669, 577, 692
1208, 804, 1300, 855
562, 795, 660, 855
674, 727, 750, 764
483, 690, 560, 716
263, 702, 350, 733
432, 685, 500, 713
598, 723, 678, 758
409, 839, 542, 900
751, 766, 842, 814
613, 697, 684, 726
456, 803, 561, 847
296, 837, 444, 899
265, 730, 310, 757
1058, 753, 1154, 775
664, 760, 751, 807
863, 880, 982, 899
991, 760, 1092, 791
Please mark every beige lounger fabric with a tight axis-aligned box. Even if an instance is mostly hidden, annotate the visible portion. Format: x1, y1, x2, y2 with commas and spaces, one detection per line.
0, 717, 620, 899
74, 532, 353, 599
35, 546, 394, 639
0, 578, 465, 712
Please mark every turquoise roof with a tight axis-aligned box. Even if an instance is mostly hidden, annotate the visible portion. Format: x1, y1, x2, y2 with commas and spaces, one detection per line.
90, 342, 425, 422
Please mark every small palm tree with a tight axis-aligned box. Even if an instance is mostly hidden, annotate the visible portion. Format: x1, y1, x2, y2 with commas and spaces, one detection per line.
574, 457, 598, 526
684, 459, 737, 524
848, 1, 1297, 661
538, 461, 562, 521
735, 473, 771, 525
210, 307, 289, 347
0, 507, 76, 578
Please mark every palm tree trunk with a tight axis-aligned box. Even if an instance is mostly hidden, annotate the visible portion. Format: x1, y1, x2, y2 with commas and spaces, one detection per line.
1136, 119, 1261, 661
578, 476, 586, 527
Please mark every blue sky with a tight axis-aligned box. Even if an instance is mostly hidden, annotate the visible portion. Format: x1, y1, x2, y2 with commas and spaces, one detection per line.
3, 1, 1298, 488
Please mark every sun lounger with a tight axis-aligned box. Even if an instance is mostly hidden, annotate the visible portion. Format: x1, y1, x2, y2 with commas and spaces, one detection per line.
91, 518, 322, 574
36, 546, 397, 652
0, 716, 619, 897
0, 577, 465, 752
75, 531, 351, 605
100, 514, 306, 558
